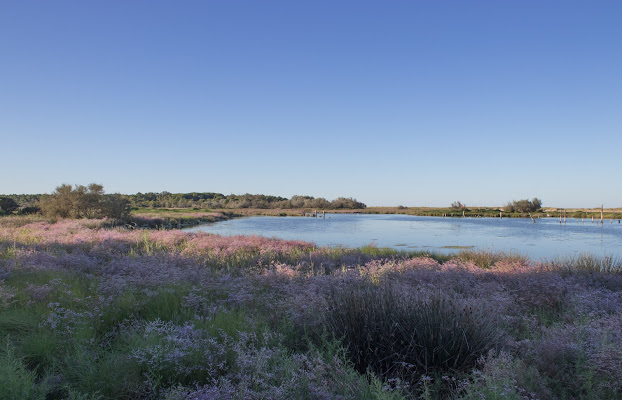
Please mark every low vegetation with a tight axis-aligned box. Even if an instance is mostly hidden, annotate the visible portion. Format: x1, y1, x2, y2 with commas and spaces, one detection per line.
504, 198, 543, 213
357, 206, 622, 220
1, 216, 622, 399
450, 201, 465, 210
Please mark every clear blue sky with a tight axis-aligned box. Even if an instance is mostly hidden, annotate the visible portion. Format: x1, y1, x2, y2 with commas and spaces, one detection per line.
1, 1, 621, 207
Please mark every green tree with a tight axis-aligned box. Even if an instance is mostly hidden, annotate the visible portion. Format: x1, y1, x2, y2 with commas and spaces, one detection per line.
40, 184, 75, 218
0, 197, 19, 215
40, 183, 129, 220
504, 198, 543, 213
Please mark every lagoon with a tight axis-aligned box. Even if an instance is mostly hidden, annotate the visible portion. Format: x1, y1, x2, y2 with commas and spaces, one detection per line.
184, 213, 622, 260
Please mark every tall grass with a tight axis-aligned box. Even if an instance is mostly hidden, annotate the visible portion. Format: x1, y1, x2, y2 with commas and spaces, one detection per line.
457, 249, 527, 269
544, 253, 622, 274
323, 279, 503, 382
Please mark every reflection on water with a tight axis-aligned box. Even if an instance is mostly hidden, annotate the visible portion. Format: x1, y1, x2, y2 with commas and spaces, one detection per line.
184, 214, 622, 260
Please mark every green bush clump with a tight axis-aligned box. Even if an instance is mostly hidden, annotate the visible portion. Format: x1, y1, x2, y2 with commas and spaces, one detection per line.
39, 183, 129, 220
503, 198, 542, 213
0, 339, 48, 399
0, 197, 20, 215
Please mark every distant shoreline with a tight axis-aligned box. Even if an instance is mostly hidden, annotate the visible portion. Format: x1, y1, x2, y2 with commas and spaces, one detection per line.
220, 206, 622, 220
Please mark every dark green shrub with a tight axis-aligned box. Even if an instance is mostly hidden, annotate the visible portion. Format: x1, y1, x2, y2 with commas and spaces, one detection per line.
323, 279, 503, 382
0, 197, 19, 215
101, 194, 130, 220
18, 206, 40, 215
0, 339, 48, 399
504, 198, 542, 213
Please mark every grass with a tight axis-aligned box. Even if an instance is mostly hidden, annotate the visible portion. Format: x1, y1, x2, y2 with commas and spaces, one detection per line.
131, 207, 214, 215
544, 253, 622, 274
323, 279, 502, 379
457, 249, 528, 269
1, 215, 622, 399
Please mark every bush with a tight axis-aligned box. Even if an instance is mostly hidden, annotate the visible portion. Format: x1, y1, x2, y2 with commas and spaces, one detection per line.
17, 206, 40, 215
39, 183, 129, 220
0, 197, 19, 215
504, 198, 542, 213
323, 279, 503, 382
329, 197, 366, 209
450, 201, 464, 209
0, 339, 48, 399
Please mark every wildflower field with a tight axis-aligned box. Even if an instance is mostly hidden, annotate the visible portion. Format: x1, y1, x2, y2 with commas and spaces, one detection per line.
1, 216, 621, 399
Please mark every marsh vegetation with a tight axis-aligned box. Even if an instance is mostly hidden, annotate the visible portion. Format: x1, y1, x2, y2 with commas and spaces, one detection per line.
1, 215, 622, 399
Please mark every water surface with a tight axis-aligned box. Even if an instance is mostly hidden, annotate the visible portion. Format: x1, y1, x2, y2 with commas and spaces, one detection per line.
185, 213, 622, 260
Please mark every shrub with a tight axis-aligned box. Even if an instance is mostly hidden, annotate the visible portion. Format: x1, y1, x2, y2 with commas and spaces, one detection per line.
0, 339, 48, 399
450, 201, 464, 209
0, 197, 19, 215
17, 206, 40, 215
461, 351, 547, 400
101, 194, 130, 220
323, 279, 503, 383
329, 197, 366, 209
39, 183, 129, 220
504, 198, 542, 213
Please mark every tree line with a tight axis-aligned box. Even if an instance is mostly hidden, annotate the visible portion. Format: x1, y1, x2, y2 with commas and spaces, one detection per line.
126, 192, 366, 210
0, 184, 367, 218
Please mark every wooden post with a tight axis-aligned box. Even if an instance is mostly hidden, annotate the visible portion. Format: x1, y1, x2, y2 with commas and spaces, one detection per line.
500, 211, 502, 219
601, 204, 604, 224
463, 210, 465, 218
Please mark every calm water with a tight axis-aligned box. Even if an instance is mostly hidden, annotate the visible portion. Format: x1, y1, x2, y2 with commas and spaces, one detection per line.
184, 213, 622, 260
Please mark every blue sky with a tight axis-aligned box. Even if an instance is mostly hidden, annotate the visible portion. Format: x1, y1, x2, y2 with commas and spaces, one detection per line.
1, 1, 621, 207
